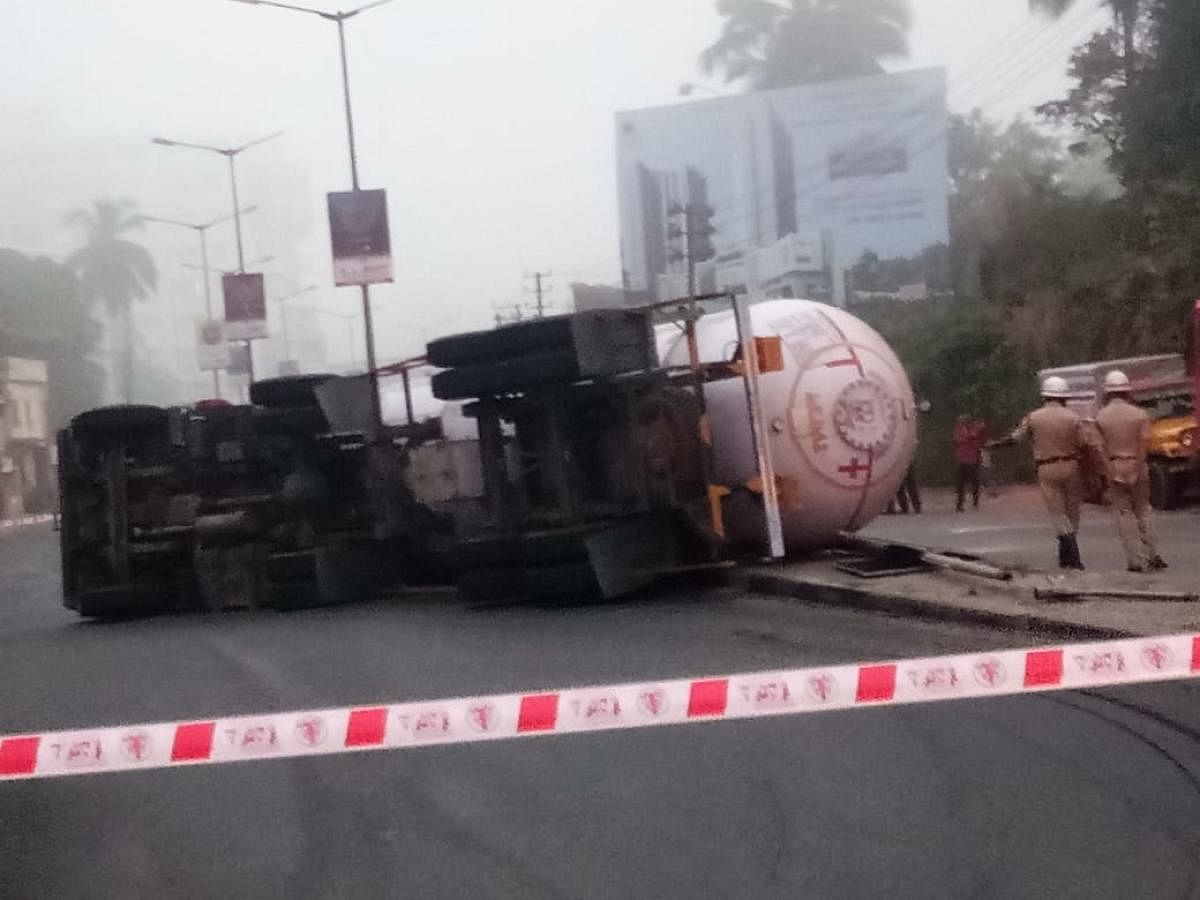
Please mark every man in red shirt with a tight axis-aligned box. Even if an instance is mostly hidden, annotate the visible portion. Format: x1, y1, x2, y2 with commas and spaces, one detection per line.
953, 414, 989, 511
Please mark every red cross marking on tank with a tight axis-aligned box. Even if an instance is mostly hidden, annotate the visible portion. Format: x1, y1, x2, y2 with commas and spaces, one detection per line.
838, 458, 871, 480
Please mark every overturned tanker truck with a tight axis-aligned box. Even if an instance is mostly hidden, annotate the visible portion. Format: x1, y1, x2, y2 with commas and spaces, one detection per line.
56, 296, 916, 617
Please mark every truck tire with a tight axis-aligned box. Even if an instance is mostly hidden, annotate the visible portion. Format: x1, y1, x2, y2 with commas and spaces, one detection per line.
426, 317, 574, 368
250, 374, 337, 409
71, 405, 168, 439
1148, 460, 1182, 510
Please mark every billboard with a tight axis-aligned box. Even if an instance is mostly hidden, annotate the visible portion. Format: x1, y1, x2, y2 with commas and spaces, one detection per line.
195, 319, 231, 371
221, 273, 267, 341
327, 189, 393, 286
616, 68, 949, 305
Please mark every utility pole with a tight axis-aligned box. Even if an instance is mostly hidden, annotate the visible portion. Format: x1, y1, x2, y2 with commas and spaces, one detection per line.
273, 285, 319, 372
524, 271, 553, 318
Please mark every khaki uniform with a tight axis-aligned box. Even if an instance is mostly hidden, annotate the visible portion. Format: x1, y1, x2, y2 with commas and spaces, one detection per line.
1011, 403, 1089, 536
1095, 397, 1157, 568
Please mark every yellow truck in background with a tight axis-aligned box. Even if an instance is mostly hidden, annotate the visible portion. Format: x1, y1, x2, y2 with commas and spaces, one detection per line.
1038, 352, 1198, 509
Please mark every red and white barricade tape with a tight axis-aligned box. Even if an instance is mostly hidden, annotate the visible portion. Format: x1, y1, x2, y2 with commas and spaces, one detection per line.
3, 632, 1198, 781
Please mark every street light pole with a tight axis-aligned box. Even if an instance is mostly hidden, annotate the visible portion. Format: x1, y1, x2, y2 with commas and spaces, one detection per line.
196, 228, 226, 398
199, 227, 214, 319
144, 207, 257, 398
273, 285, 318, 370
152, 133, 281, 274
337, 18, 360, 191
228, 156, 246, 272
229, 0, 396, 429
331, 13, 380, 389
152, 132, 283, 388
289, 304, 359, 371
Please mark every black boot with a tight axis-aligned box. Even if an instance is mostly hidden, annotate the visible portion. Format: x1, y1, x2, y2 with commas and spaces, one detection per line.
1057, 536, 1070, 569
1064, 534, 1085, 570
1150, 555, 1168, 571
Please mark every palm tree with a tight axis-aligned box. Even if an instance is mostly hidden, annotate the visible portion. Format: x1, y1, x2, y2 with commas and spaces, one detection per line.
66, 199, 158, 404
700, 0, 912, 91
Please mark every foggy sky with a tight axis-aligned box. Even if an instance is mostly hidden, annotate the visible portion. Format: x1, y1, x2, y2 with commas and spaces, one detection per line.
1, 0, 1107, 389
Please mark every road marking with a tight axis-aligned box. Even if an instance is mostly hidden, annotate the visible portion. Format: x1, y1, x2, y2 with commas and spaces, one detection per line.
2, 632, 1197, 782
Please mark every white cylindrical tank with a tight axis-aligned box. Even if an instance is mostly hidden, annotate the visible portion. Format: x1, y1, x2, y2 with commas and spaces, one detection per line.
657, 299, 916, 550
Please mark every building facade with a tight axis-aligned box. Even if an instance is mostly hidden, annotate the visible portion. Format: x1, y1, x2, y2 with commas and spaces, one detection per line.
0, 357, 53, 517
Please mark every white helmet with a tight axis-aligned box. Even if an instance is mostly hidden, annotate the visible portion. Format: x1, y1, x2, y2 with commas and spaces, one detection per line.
1040, 375, 1071, 398
1103, 370, 1132, 392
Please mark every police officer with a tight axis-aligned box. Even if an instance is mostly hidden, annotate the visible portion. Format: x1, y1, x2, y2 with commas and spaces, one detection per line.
996, 376, 1092, 569
1094, 370, 1167, 572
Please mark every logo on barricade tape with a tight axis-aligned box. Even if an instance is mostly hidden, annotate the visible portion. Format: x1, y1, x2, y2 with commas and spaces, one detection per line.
295, 716, 327, 748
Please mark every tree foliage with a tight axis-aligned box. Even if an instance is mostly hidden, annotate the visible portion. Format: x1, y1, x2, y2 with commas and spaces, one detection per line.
700, 0, 911, 90
698, 0, 1200, 483
0, 249, 106, 427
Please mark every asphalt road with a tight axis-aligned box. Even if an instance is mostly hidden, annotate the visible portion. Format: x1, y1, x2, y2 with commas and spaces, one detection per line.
2, 524, 1199, 899
865, 485, 1200, 579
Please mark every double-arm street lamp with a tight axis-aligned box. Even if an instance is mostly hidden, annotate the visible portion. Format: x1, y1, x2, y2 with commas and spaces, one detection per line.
230, 0, 397, 428
143, 206, 258, 396
152, 131, 283, 385
151, 132, 283, 272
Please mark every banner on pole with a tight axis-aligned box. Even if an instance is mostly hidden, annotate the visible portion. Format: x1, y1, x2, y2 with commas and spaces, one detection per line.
222, 273, 267, 341
328, 189, 393, 286
195, 319, 231, 371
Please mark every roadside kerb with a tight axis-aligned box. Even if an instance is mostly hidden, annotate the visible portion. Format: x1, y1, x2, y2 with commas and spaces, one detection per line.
734, 564, 1141, 640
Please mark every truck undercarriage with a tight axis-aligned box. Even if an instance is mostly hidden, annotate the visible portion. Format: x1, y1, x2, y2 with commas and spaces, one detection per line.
57, 302, 779, 617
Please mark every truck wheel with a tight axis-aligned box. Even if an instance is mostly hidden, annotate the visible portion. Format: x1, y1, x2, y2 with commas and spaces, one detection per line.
1148, 461, 1182, 510
71, 405, 168, 438
250, 374, 337, 409
426, 317, 573, 368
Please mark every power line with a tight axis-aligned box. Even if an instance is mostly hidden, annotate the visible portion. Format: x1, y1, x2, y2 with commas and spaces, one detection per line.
697, 1, 1103, 235
945, 14, 1048, 107
964, 2, 1107, 113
